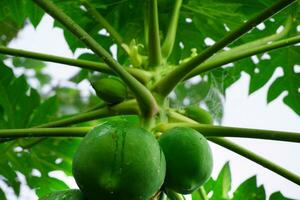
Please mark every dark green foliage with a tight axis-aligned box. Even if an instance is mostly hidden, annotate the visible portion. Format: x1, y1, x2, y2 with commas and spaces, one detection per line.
39, 189, 85, 200
192, 162, 293, 200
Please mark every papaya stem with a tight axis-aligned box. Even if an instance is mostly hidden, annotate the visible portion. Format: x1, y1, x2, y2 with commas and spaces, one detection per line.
148, 0, 162, 67
153, 0, 297, 97
36, 100, 138, 128
210, 138, 300, 185
0, 127, 91, 138
218, 16, 293, 55
0, 46, 152, 83
161, 0, 182, 59
185, 26, 299, 79
0, 100, 139, 144
155, 121, 300, 143
198, 186, 208, 200
165, 189, 184, 200
80, 0, 129, 55
33, 0, 158, 118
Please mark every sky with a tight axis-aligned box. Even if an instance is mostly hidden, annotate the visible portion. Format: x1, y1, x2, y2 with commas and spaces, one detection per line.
2, 15, 300, 199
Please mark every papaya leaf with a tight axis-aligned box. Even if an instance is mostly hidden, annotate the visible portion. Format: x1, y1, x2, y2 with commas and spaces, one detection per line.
28, 96, 59, 127
232, 176, 266, 200
210, 162, 231, 200
0, 63, 80, 198
269, 191, 294, 200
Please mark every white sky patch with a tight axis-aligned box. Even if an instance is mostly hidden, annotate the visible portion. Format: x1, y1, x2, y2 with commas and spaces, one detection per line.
183, 97, 190, 106
188, 76, 201, 84
261, 53, 271, 60
79, 5, 87, 12
110, 44, 118, 60
48, 171, 78, 189
204, 37, 215, 46
185, 18, 192, 23
179, 41, 184, 49
276, 25, 284, 33
55, 158, 63, 165
98, 28, 110, 36
224, 23, 230, 32
294, 65, 300, 73
269, 18, 275, 22
251, 55, 259, 64
31, 169, 42, 178
13, 146, 23, 152
168, 91, 177, 100
222, 63, 234, 68
256, 23, 265, 30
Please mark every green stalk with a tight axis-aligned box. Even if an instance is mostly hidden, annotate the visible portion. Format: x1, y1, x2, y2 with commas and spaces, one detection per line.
0, 46, 152, 83
153, 0, 296, 97
161, 0, 182, 59
37, 99, 138, 128
148, 0, 162, 67
33, 0, 158, 118
144, 4, 149, 49
80, 0, 129, 54
0, 100, 138, 144
198, 187, 208, 200
210, 138, 300, 185
83, 102, 107, 113
165, 189, 184, 200
0, 127, 90, 138
186, 35, 300, 78
155, 122, 300, 143
222, 16, 292, 55
185, 32, 300, 79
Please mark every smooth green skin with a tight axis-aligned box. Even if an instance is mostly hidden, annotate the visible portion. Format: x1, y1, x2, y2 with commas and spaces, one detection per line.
158, 127, 213, 194
91, 77, 127, 104
184, 105, 213, 125
39, 189, 85, 200
72, 119, 166, 200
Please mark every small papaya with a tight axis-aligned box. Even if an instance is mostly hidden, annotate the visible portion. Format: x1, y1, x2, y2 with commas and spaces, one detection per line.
91, 77, 127, 104
39, 189, 85, 200
184, 105, 213, 124
158, 127, 213, 194
72, 119, 166, 200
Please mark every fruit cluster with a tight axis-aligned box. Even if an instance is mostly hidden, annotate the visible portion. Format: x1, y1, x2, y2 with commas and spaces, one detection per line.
40, 118, 213, 200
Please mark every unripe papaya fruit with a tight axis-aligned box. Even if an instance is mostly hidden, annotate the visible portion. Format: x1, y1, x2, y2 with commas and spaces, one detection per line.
184, 105, 213, 124
158, 127, 213, 194
72, 119, 166, 200
39, 189, 85, 200
91, 77, 127, 104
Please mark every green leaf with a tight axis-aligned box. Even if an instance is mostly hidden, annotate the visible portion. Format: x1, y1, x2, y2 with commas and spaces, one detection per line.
70, 69, 90, 84
25, 1, 44, 28
0, 190, 5, 200
0, 63, 40, 128
210, 161, 231, 200
232, 176, 266, 200
269, 191, 294, 200
28, 96, 59, 127
0, 63, 79, 198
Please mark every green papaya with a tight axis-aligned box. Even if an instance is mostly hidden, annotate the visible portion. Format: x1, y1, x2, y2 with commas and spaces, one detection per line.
72, 119, 166, 200
91, 77, 127, 104
39, 189, 85, 200
184, 105, 213, 124
158, 127, 213, 194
